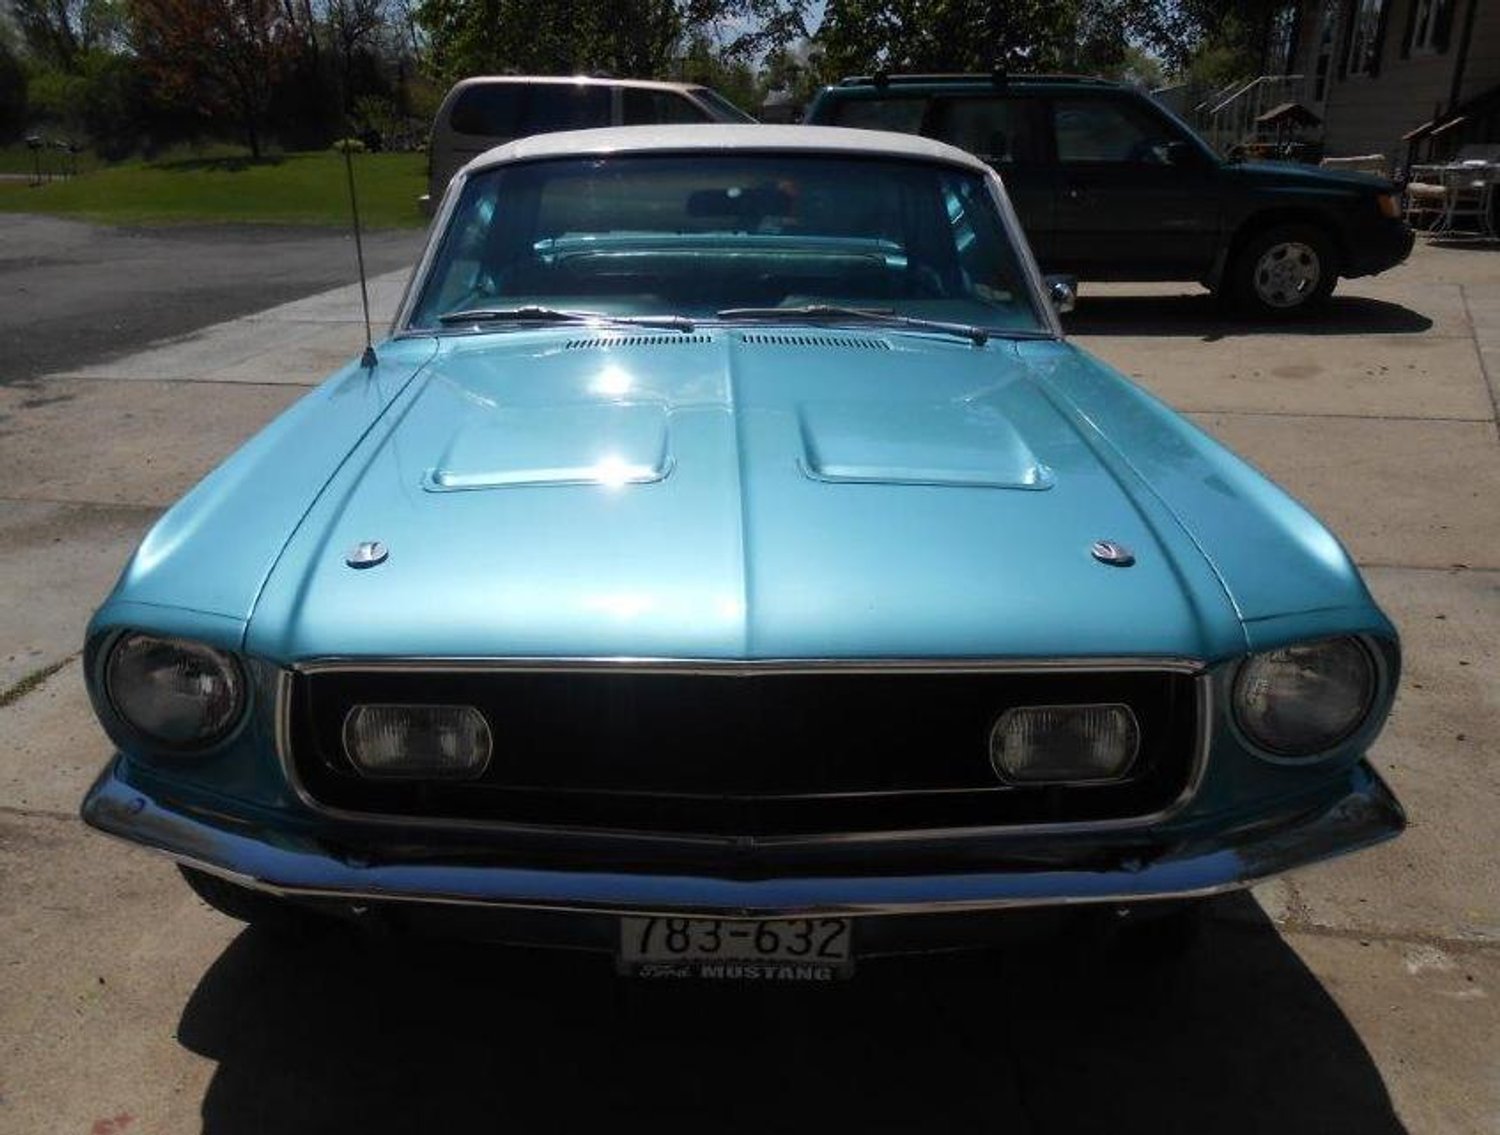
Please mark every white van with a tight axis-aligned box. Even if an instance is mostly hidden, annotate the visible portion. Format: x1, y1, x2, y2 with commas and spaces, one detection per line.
422, 76, 755, 213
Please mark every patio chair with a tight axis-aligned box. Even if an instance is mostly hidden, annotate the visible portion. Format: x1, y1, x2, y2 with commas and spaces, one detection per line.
1431, 165, 1497, 238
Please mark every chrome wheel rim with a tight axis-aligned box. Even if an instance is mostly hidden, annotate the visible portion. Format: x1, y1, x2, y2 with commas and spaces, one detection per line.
1253, 241, 1321, 308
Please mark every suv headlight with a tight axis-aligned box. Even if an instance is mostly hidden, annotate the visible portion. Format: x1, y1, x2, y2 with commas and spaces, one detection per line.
104, 633, 246, 749
1233, 636, 1377, 757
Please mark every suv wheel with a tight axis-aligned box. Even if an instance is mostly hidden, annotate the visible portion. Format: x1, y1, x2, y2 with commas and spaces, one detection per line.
1229, 223, 1338, 317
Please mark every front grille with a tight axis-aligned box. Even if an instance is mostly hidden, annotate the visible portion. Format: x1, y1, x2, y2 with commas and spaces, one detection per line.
288, 666, 1201, 839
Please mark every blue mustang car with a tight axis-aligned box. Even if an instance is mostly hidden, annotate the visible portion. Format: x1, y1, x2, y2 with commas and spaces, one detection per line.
82, 125, 1403, 978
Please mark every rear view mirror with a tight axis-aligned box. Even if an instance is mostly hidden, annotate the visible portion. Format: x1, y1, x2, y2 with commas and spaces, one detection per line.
686, 185, 794, 219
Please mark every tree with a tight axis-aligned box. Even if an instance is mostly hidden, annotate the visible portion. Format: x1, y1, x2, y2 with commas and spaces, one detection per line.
10, 0, 124, 71
416, 0, 682, 80
0, 36, 27, 140
413, 0, 810, 84
129, 0, 303, 157
817, 0, 1106, 76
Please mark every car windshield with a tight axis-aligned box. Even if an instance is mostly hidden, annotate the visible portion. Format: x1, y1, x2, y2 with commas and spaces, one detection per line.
406, 153, 1047, 335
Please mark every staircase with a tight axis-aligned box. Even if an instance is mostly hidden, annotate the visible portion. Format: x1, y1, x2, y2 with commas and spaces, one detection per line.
1195, 75, 1312, 154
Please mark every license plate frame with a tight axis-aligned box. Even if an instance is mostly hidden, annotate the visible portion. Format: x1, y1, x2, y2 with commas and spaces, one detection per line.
618, 916, 854, 981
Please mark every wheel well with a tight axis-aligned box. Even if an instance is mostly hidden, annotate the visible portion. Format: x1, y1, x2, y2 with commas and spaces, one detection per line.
1226, 209, 1347, 277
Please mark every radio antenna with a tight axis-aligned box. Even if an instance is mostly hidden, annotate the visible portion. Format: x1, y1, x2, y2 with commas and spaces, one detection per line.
341, 139, 378, 369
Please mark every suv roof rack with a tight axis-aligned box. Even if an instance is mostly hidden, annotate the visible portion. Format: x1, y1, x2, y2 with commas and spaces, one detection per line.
837, 72, 1119, 89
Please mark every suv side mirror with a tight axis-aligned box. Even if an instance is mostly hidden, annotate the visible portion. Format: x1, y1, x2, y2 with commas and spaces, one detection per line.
1045, 274, 1077, 314
1165, 140, 1205, 168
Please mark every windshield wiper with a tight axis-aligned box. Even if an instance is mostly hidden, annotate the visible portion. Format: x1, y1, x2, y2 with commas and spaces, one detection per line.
715, 304, 991, 346
438, 305, 696, 333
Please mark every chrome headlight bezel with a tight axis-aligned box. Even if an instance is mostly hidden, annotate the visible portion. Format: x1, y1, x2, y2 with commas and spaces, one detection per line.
101, 631, 248, 753
1231, 635, 1382, 760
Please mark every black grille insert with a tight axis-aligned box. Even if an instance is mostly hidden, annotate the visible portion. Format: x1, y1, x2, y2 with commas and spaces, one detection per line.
289, 667, 1200, 837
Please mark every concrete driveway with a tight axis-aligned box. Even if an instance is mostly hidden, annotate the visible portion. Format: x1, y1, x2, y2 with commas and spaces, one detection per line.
0, 238, 1495, 1134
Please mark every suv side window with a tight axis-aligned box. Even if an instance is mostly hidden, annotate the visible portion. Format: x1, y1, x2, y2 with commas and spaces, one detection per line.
827, 97, 927, 134
1052, 98, 1181, 164
623, 88, 714, 125
929, 97, 1041, 166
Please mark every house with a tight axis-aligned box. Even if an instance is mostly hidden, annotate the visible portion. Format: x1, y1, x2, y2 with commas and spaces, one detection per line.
1267, 0, 1500, 167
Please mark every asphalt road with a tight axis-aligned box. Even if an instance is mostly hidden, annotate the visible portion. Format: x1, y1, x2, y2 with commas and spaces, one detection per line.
0, 214, 426, 384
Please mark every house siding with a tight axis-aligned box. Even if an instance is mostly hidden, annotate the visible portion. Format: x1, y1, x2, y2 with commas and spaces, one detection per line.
1274, 0, 1497, 164
1459, 0, 1500, 102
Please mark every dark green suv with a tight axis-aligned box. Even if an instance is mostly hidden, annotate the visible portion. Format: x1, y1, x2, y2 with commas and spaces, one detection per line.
805, 74, 1414, 317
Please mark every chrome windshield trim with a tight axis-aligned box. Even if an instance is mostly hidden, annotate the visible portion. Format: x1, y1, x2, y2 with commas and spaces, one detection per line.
270, 657, 1213, 846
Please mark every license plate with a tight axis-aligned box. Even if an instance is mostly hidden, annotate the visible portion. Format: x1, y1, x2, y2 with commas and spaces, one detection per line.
619, 916, 853, 981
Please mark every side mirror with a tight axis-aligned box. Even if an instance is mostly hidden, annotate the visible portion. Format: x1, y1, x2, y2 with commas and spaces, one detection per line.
1045, 274, 1077, 314
1165, 140, 1205, 168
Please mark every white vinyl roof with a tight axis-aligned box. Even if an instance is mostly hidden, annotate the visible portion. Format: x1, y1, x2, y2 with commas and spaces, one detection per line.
461, 124, 993, 177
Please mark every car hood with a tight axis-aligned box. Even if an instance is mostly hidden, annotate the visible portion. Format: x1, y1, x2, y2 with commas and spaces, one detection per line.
236, 327, 1383, 665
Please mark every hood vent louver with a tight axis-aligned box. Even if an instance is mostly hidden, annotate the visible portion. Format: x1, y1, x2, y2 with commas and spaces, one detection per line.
563, 335, 713, 350
740, 333, 892, 350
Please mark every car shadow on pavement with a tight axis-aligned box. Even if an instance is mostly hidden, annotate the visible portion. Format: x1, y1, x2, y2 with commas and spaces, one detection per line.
1063, 293, 1433, 339
178, 893, 1406, 1134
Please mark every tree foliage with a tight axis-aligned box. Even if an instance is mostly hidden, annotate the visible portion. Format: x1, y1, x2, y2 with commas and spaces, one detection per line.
129, 0, 301, 158
415, 0, 683, 80
817, 0, 1120, 76
0, 36, 28, 140
10, 0, 124, 70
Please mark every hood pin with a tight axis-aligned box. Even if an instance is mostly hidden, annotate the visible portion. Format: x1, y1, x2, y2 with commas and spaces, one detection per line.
346, 540, 389, 569
1090, 540, 1135, 567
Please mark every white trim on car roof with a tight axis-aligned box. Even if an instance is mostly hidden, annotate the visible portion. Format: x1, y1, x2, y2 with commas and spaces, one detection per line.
447, 75, 708, 93
460, 124, 994, 178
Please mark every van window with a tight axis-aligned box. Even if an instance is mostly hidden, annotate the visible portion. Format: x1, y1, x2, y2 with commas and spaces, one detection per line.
521, 85, 613, 134
449, 85, 525, 136
929, 98, 1040, 165
622, 88, 713, 125
827, 97, 927, 134
449, 84, 612, 138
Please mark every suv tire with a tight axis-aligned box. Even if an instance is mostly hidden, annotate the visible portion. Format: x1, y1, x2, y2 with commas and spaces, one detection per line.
1228, 222, 1339, 317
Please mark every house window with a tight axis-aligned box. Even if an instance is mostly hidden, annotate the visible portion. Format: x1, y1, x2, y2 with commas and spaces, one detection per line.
1347, 0, 1387, 76
1267, 4, 1300, 74
1410, 0, 1452, 53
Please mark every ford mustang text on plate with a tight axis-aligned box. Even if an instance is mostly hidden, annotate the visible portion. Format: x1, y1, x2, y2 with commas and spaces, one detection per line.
81, 126, 1404, 979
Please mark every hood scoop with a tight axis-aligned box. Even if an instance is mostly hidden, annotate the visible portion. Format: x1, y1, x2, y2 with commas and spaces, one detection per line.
424, 402, 672, 491
741, 333, 892, 350
799, 400, 1053, 490
564, 335, 713, 350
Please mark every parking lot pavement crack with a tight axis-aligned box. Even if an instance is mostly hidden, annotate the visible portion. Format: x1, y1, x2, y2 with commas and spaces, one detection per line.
0, 653, 78, 709
0, 802, 80, 823
1353, 561, 1500, 574
1275, 921, 1500, 954
1190, 409, 1493, 423
1460, 284, 1500, 442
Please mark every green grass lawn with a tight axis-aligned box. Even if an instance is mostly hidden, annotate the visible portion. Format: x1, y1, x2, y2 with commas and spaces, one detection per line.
0, 150, 427, 228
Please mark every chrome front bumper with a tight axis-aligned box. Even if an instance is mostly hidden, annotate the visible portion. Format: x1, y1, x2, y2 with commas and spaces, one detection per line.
81, 756, 1404, 920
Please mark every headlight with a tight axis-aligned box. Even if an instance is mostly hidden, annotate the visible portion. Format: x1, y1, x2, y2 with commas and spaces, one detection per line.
990, 704, 1140, 784
343, 704, 492, 779
104, 633, 246, 749
1233, 637, 1376, 757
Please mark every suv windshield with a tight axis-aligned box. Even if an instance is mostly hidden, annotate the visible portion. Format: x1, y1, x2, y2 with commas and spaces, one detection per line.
407, 153, 1047, 335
